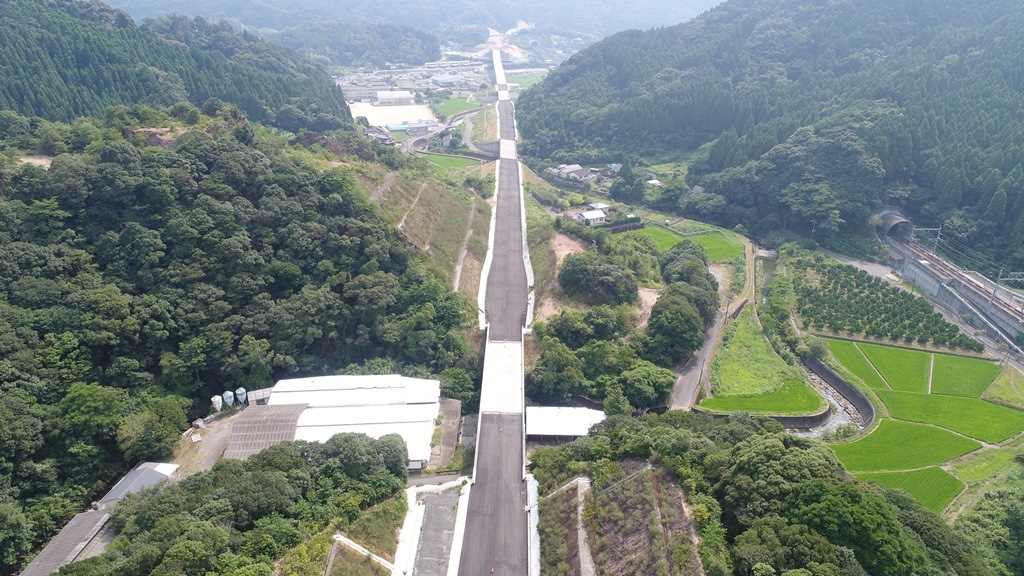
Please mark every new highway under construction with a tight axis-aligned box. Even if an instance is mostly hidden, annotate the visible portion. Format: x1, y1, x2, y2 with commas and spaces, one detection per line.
457, 50, 533, 576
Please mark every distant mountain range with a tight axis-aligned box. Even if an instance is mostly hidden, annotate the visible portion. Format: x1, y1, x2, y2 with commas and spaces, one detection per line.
100, 0, 723, 66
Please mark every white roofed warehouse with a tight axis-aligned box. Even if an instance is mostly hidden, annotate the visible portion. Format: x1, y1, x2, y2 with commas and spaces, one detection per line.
223, 374, 442, 469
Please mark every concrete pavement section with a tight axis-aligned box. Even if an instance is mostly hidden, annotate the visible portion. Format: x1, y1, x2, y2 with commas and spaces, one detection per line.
458, 413, 528, 575
483, 158, 529, 342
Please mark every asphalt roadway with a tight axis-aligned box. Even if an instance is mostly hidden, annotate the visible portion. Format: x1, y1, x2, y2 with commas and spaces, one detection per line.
458, 413, 528, 575
498, 101, 516, 140
483, 157, 529, 343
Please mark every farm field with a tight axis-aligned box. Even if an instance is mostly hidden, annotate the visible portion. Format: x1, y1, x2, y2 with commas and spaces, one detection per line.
856, 342, 931, 393
690, 233, 744, 262
826, 339, 890, 389
701, 308, 825, 414
855, 467, 965, 514
875, 390, 1024, 443
436, 97, 480, 117
789, 248, 983, 351
633, 226, 683, 251
831, 419, 980, 471
931, 353, 1002, 397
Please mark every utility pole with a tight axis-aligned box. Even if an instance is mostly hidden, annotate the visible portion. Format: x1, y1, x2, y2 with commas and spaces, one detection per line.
991, 269, 1003, 304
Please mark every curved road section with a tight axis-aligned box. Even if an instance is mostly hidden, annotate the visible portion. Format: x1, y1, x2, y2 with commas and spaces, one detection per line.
457, 52, 531, 576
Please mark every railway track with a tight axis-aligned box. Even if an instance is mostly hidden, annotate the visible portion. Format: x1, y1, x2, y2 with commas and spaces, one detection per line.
899, 239, 1024, 326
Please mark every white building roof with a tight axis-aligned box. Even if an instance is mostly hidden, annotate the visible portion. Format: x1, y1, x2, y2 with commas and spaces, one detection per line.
377, 90, 414, 99
526, 407, 606, 437
578, 210, 607, 220
258, 374, 441, 464
588, 202, 609, 210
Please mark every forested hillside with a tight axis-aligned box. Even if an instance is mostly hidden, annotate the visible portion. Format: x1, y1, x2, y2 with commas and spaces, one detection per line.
0, 0, 350, 128
0, 104, 471, 571
518, 0, 1024, 272
531, 412, 990, 576
265, 22, 441, 67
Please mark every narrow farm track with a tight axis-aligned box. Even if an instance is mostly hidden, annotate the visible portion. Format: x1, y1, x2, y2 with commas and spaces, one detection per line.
370, 171, 396, 201
928, 354, 935, 394
397, 182, 427, 229
452, 197, 477, 291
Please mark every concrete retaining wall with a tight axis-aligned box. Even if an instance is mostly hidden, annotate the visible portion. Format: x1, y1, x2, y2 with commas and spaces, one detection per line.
804, 357, 875, 427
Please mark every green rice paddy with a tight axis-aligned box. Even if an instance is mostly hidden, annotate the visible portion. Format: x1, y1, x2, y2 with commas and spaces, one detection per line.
826, 339, 890, 389
876, 390, 1024, 443
634, 227, 684, 251
855, 467, 965, 513
700, 378, 825, 415
831, 419, 981, 471
930, 354, 1001, 397
857, 342, 931, 393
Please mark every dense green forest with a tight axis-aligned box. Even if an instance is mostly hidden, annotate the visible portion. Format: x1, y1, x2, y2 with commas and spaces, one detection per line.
56, 435, 408, 576
529, 232, 717, 409
0, 103, 473, 571
518, 0, 1024, 272
0, 0, 350, 128
531, 412, 990, 576
264, 22, 441, 67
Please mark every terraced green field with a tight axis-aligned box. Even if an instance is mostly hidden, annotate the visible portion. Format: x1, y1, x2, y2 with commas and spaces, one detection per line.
857, 342, 931, 393
831, 419, 980, 471
827, 339, 890, 389
634, 227, 684, 251
690, 233, 744, 262
700, 379, 825, 415
855, 467, 965, 513
876, 390, 1024, 443
931, 354, 1001, 397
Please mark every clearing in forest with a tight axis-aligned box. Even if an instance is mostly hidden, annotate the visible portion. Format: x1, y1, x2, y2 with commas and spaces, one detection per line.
584, 467, 702, 576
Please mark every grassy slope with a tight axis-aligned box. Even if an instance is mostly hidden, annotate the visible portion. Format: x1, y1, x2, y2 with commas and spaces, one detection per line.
857, 342, 931, 393
984, 365, 1024, 409
831, 419, 981, 471
702, 308, 824, 414
344, 495, 407, 561
856, 467, 965, 514
875, 390, 1024, 443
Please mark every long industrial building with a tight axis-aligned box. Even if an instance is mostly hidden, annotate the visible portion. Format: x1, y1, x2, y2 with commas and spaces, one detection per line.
223, 374, 442, 469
